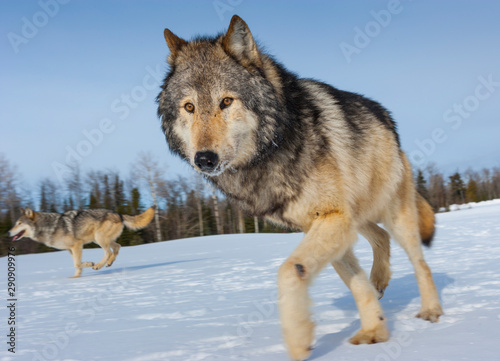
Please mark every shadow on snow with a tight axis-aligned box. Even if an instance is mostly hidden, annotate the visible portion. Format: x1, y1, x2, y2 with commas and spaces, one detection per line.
87, 258, 211, 277
310, 272, 454, 360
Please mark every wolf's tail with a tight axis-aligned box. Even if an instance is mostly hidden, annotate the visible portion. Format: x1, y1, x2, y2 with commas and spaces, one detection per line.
122, 207, 155, 231
417, 193, 435, 247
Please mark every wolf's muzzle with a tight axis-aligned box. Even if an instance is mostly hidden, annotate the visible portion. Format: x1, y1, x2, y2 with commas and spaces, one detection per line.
194, 151, 219, 172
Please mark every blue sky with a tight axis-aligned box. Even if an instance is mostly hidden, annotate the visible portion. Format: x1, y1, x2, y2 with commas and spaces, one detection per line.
1, 0, 499, 187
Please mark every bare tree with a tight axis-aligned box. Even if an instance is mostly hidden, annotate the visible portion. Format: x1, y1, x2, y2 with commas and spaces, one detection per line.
211, 186, 223, 235
194, 174, 206, 236
226, 206, 233, 233
0, 153, 21, 222
39, 178, 60, 212
254, 216, 259, 233
492, 167, 500, 199
65, 164, 85, 209
157, 175, 186, 240
481, 168, 493, 200
426, 163, 448, 210
86, 169, 104, 208
237, 207, 245, 233
177, 175, 194, 238
130, 152, 166, 242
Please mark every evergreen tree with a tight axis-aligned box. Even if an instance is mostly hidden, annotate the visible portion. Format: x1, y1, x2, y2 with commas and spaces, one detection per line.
49, 202, 58, 213
244, 215, 255, 233
89, 193, 99, 209
103, 175, 112, 209
449, 172, 466, 204
416, 169, 429, 201
62, 198, 70, 212
87, 170, 102, 208
113, 174, 126, 213
39, 183, 48, 211
200, 199, 214, 236
465, 179, 478, 203
130, 187, 141, 215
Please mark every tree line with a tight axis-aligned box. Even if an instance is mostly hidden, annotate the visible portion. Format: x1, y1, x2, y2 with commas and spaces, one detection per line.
1, 152, 499, 257
0, 152, 283, 256
415, 164, 500, 211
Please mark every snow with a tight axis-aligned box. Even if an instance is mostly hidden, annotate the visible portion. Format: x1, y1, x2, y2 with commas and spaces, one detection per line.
447, 198, 500, 212
2, 201, 500, 361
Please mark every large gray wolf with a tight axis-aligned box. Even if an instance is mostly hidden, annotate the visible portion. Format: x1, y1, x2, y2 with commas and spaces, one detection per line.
157, 15, 442, 360
9, 207, 154, 278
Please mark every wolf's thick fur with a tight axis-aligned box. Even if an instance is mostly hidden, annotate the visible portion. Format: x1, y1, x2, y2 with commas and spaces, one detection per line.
8, 207, 154, 278
157, 15, 442, 360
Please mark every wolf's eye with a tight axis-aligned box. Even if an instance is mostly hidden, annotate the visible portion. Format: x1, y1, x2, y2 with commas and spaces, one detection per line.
184, 103, 195, 113
220, 97, 233, 110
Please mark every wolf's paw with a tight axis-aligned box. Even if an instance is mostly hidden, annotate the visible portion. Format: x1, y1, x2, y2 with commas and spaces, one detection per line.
349, 324, 390, 345
369, 279, 388, 300
287, 345, 313, 361
416, 306, 443, 323
283, 319, 314, 361
92, 264, 103, 271
370, 271, 391, 300
376, 288, 385, 300
106, 258, 116, 267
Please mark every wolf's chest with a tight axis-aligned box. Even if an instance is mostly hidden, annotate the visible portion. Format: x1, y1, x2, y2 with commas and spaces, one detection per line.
46, 236, 73, 250
213, 170, 303, 225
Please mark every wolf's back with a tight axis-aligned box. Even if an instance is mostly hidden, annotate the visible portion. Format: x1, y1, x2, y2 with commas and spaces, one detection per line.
122, 207, 155, 230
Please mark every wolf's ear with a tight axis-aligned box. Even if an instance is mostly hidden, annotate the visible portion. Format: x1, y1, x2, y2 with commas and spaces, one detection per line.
164, 28, 187, 61
24, 207, 35, 220
20, 207, 25, 214
222, 15, 262, 67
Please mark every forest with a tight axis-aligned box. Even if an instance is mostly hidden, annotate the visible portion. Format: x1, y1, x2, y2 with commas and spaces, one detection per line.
1, 151, 499, 257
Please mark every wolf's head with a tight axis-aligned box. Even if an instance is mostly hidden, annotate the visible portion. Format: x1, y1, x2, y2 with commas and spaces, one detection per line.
157, 15, 288, 176
8, 207, 37, 241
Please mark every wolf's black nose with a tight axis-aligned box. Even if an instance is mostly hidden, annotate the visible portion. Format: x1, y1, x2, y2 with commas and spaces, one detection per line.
194, 151, 219, 172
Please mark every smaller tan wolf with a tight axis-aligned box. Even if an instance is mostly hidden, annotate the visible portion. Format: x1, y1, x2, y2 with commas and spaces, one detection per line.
8, 207, 154, 277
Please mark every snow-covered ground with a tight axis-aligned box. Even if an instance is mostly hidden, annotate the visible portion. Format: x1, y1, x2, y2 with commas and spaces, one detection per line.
2, 201, 500, 361
447, 198, 500, 212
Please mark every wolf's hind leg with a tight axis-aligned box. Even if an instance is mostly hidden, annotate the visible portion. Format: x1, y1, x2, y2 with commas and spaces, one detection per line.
359, 222, 392, 299
384, 208, 442, 322
332, 248, 389, 344
106, 241, 121, 267
93, 224, 123, 270
69, 243, 94, 278
93, 241, 112, 271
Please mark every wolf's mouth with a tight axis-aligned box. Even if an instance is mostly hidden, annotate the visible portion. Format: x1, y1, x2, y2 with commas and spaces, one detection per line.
200, 160, 230, 177
12, 230, 25, 241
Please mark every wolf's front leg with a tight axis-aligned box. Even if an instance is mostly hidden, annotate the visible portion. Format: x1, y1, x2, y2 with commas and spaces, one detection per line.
68, 243, 94, 278
278, 213, 357, 361
70, 268, 83, 279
